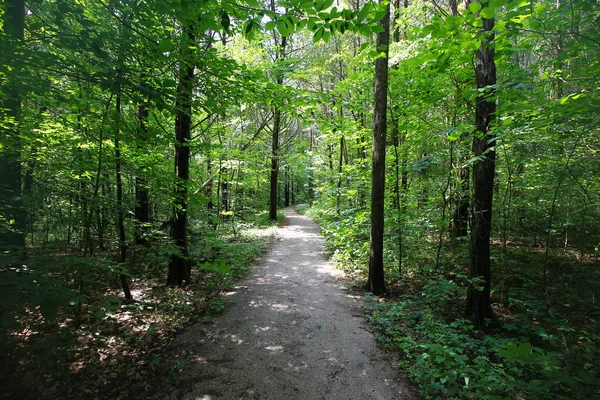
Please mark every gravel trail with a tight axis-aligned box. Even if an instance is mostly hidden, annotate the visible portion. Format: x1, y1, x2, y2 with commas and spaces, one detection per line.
166, 207, 417, 400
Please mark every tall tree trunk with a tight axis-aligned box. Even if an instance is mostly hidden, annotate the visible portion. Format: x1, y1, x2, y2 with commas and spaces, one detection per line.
205, 155, 216, 228
134, 101, 150, 246
308, 129, 315, 205
221, 178, 229, 218
269, 107, 281, 221
114, 85, 133, 300
391, 0, 407, 274
336, 135, 345, 216
168, 26, 195, 286
284, 165, 290, 207
367, 1, 390, 296
268, 0, 287, 221
448, 1, 470, 243
452, 166, 470, 239
291, 176, 295, 205
0, 0, 26, 252
467, 1, 497, 328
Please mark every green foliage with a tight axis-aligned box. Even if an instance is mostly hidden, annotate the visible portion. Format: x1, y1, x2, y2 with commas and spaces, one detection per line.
0, 223, 275, 399
2, 0, 599, 396
365, 281, 599, 399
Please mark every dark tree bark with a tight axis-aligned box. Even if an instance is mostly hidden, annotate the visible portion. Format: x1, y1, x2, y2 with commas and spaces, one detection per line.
453, 166, 470, 240
336, 135, 345, 216
114, 85, 133, 301
367, 1, 390, 296
268, 0, 287, 221
0, 0, 26, 251
391, 0, 409, 274
221, 178, 229, 216
284, 165, 290, 207
269, 107, 281, 220
168, 26, 195, 286
448, 0, 470, 244
308, 129, 315, 205
134, 101, 150, 246
467, 1, 497, 328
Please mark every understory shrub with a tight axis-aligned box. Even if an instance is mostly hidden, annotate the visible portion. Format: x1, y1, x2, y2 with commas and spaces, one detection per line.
364, 290, 599, 400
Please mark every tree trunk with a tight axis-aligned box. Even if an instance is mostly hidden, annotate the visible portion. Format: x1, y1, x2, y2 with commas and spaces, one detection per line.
113, 86, 133, 300
308, 129, 315, 205
367, 0, 390, 296
467, 1, 497, 328
452, 166, 470, 240
221, 178, 229, 218
337, 135, 345, 216
168, 26, 195, 286
284, 165, 290, 207
268, 0, 287, 221
0, 0, 26, 252
134, 101, 150, 246
269, 108, 281, 220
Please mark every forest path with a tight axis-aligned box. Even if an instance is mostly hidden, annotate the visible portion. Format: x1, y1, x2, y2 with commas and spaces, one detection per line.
166, 207, 417, 400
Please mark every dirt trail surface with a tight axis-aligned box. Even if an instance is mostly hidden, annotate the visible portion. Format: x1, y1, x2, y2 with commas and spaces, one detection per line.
165, 207, 417, 400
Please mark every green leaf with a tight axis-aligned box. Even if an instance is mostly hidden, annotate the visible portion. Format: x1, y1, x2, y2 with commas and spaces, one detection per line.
277, 19, 290, 36
265, 21, 276, 31
244, 20, 254, 34
200, 261, 232, 274
359, 24, 371, 37
313, 27, 324, 43
244, 20, 257, 40
319, 0, 334, 11
447, 130, 462, 141
489, 0, 510, 8
357, 3, 371, 20
296, 19, 308, 30
371, 24, 384, 33
220, 10, 230, 32
158, 38, 174, 53
468, 2, 482, 13
480, 7, 495, 18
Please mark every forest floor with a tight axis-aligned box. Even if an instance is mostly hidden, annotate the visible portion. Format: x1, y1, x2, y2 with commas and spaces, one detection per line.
161, 207, 418, 400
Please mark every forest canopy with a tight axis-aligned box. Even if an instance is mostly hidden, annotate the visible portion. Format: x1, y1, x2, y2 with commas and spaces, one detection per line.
1, 0, 599, 398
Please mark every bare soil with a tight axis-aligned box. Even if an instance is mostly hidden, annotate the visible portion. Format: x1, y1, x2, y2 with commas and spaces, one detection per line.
164, 207, 418, 400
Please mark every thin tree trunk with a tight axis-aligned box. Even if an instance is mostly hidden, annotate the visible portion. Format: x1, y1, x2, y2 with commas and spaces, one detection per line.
308, 129, 315, 205
467, 0, 497, 328
367, 0, 390, 296
291, 176, 295, 205
134, 100, 150, 246
87, 95, 113, 257
114, 85, 133, 300
337, 135, 345, 216
168, 25, 195, 285
0, 0, 26, 252
268, 0, 287, 221
269, 107, 281, 220
284, 165, 290, 207
436, 143, 454, 271
453, 166, 470, 240
98, 182, 106, 251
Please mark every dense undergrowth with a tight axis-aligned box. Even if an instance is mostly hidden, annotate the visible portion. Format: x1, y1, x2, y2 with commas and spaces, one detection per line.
0, 215, 278, 400
303, 205, 600, 400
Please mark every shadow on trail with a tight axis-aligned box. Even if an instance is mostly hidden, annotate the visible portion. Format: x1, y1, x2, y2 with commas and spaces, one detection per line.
165, 207, 417, 400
